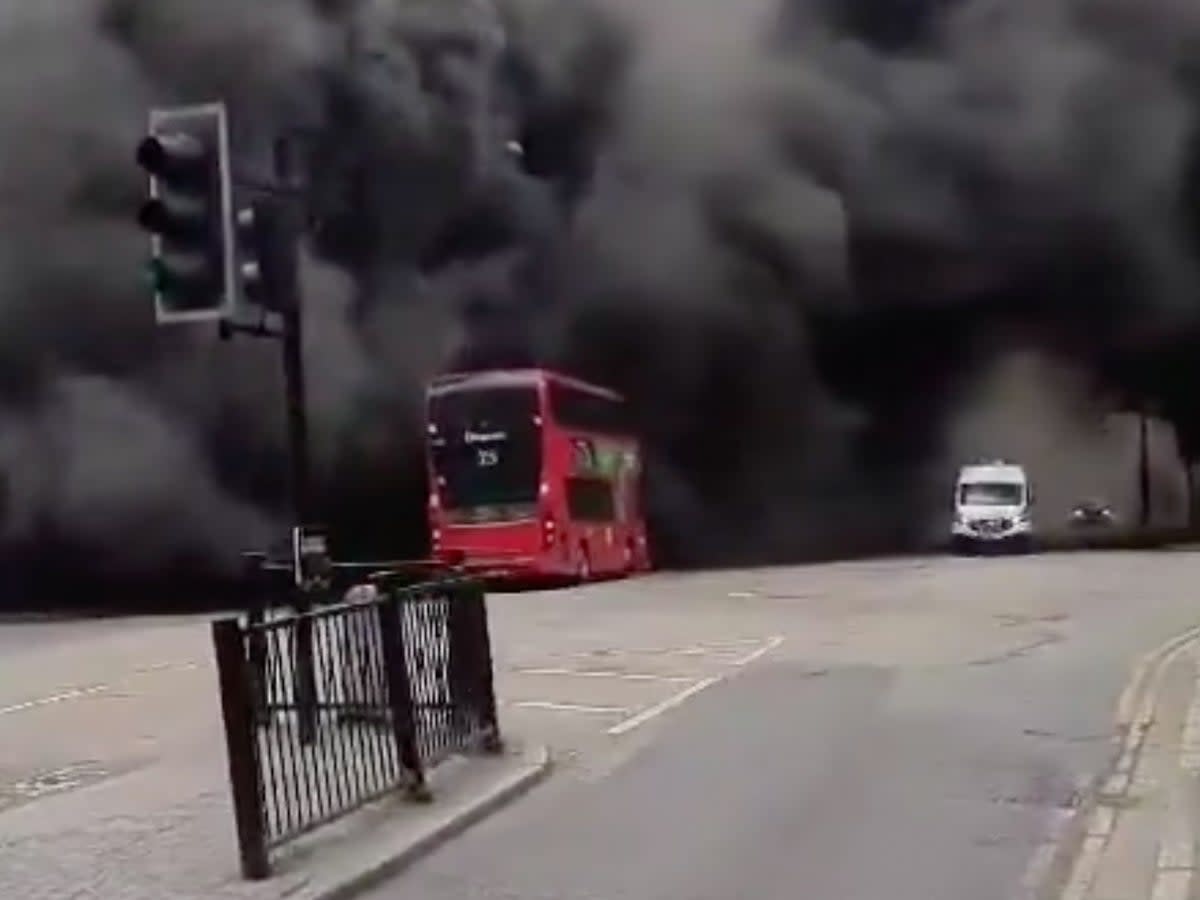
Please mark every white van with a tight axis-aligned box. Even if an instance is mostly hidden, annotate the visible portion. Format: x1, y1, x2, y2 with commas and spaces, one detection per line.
951, 461, 1034, 553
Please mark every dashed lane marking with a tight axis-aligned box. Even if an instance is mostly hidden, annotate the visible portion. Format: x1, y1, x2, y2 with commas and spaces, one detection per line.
512, 700, 630, 715
513, 667, 694, 683
569, 637, 770, 660
0, 685, 111, 717
0, 661, 202, 718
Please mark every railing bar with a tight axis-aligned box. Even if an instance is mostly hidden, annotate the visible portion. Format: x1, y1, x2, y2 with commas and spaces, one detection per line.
323, 610, 358, 815
346, 605, 383, 804
290, 623, 322, 830
376, 604, 405, 788
308, 618, 338, 822
273, 629, 306, 837
260, 630, 288, 839
349, 603, 389, 798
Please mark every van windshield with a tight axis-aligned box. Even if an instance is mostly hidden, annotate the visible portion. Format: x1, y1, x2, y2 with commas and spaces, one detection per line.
959, 482, 1024, 506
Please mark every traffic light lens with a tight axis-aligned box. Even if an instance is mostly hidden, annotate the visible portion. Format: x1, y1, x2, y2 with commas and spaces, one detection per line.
138, 196, 208, 243
135, 132, 206, 181
144, 258, 168, 291
135, 136, 165, 171
137, 199, 166, 232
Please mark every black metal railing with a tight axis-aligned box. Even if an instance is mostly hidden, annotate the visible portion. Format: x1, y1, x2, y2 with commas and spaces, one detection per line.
212, 576, 500, 879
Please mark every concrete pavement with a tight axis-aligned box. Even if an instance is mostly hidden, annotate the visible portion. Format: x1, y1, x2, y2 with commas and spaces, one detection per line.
1054, 627, 1200, 900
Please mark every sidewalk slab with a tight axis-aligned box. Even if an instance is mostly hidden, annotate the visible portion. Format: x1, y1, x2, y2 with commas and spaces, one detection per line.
1055, 640, 1200, 900
0, 738, 550, 900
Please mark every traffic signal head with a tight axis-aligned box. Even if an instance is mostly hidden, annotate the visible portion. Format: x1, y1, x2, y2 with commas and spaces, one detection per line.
136, 103, 233, 324
234, 197, 298, 314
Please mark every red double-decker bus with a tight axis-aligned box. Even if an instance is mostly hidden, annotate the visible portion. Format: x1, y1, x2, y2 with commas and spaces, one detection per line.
425, 368, 651, 582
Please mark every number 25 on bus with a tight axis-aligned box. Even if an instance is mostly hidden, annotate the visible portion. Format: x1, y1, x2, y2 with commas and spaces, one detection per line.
425, 368, 652, 582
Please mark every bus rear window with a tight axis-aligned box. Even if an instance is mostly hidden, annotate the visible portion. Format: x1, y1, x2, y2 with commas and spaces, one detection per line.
428, 387, 542, 517
429, 387, 539, 433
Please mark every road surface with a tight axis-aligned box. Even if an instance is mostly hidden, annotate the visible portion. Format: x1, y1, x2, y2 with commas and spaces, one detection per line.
359, 551, 1200, 900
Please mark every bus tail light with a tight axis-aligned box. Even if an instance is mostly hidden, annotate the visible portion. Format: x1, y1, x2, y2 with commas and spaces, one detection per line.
542, 517, 556, 548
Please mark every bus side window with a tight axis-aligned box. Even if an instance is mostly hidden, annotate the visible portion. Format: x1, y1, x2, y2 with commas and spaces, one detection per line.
566, 476, 616, 522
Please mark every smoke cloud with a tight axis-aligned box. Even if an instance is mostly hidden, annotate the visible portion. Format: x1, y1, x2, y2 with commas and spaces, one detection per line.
942, 351, 1189, 540
0, 0, 1196, 590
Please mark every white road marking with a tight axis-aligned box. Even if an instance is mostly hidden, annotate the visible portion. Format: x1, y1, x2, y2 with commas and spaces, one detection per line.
574, 638, 767, 659
131, 661, 200, 675
512, 700, 629, 715
0, 685, 110, 717
0, 660, 202, 718
513, 667, 693, 683
731, 635, 785, 667
607, 676, 721, 736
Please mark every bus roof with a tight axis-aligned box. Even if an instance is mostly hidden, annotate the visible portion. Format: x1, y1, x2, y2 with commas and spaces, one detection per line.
428, 368, 625, 402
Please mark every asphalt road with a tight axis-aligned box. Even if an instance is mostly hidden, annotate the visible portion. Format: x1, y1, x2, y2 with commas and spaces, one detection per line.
360, 551, 1200, 900
0, 615, 141, 657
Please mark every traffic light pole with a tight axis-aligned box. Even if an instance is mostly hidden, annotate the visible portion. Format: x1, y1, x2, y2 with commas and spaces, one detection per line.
140, 110, 320, 740
221, 186, 320, 744
278, 264, 319, 746
216, 223, 312, 534
281, 292, 313, 526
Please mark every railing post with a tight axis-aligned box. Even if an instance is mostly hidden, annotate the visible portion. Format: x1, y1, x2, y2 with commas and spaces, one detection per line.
293, 587, 318, 745
212, 617, 270, 880
376, 591, 430, 801
243, 554, 269, 721
458, 579, 502, 753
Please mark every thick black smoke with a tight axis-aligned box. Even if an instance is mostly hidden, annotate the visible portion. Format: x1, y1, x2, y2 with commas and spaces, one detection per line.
1, 0, 1199, 597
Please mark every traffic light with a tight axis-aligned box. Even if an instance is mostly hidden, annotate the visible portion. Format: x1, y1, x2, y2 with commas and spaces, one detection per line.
234, 197, 298, 313
136, 102, 234, 324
